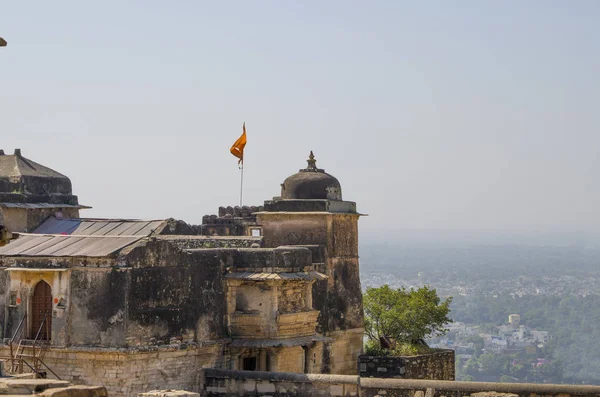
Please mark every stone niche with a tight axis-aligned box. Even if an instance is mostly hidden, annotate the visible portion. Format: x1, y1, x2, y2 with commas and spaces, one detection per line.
358, 349, 455, 380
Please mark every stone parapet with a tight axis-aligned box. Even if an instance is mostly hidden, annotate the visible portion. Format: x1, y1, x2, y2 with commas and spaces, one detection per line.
359, 378, 600, 397
200, 206, 263, 237
276, 311, 320, 338
201, 368, 600, 397
202, 369, 359, 396
158, 235, 262, 250
230, 310, 320, 339
184, 246, 315, 272
359, 349, 455, 380
261, 199, 357, 214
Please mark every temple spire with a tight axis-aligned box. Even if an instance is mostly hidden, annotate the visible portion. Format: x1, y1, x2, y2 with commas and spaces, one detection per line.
306, 151, 317, 170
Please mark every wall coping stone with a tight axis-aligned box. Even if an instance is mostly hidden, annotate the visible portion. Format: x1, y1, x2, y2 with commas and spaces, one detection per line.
203, 368, 359, 385
359, 378, 600, 395
203, 369, 600, 396
138, 390, 200, 397
360, 348, 454, 359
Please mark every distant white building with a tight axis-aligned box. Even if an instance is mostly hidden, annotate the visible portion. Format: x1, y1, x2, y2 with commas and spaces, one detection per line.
531, 330, 550, 344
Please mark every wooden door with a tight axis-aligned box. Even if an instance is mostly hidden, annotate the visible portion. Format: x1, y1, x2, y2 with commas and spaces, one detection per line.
31, 281, 52, 340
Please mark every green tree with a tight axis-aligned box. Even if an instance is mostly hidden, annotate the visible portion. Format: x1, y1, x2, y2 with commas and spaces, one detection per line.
464, 358, 480, 377
500, 375, 514, 383
364, 284, 452, 349
464, 335, 485, 356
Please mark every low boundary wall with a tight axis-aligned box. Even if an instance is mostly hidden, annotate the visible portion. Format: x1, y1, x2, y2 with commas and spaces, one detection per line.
359, 350, 455, 380
202, 368, 600, 397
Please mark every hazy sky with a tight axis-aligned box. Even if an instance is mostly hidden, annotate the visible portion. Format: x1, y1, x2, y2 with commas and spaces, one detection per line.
1, 1, 599, 239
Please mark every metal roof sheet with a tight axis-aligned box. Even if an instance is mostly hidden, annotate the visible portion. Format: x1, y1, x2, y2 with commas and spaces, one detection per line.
33, 217, 165, 237
225, 271, 328, 281
0, 233, 141, 257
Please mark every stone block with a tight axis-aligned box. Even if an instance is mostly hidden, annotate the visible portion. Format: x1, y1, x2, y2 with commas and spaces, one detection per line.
39, 386, 108, 397
242, 381, 256, 392
256, 382, 276, 393
330, 385, 344, 396
138, 390, 200, 397
470, 393, 519, 397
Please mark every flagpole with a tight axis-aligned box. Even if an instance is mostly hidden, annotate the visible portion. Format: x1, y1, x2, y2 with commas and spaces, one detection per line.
239, 163, 244, 207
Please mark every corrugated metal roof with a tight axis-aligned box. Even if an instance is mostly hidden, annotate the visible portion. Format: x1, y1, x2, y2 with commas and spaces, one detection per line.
229, 335, 330, 348
0, 233, 141, 257
225, 271, 328, 281
34, 217, 165, 236
0, 203, 91, 209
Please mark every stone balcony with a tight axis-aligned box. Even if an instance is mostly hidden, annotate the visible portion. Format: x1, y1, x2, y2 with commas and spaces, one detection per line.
229, 310, 319, 339
276, 310, 320, 338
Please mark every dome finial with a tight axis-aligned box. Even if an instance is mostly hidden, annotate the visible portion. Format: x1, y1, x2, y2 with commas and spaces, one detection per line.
307, 151, 317, 170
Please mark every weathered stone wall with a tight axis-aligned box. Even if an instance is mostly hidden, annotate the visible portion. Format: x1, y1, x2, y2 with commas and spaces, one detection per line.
277, 281, 308, 313
0, 207, 80, 233
326, 328, 365, 375
325, 257, 362, 331
269, 346, 305, 373
325, 215, 362, 331
235, 284, 270, 314
0, 268, 9, 339
1, 208, 27, 233
202, 368, 359, 396
26, 207, 80, 232
161, 246, 313, 272
201, 368, 600, 397
256, 212, 364, 375
0, 344, 224, 397
1, 239, 230, 348
257, 214, 329, 248
70, 268, 128, 347
359, 350, 455, 380
157, 236, 262, 250
124, 240, 228, 345
306, 340, 324, 373
200, 205, 263, 237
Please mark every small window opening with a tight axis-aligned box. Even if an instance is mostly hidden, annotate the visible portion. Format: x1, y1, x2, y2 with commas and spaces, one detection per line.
250, 228, 262, 237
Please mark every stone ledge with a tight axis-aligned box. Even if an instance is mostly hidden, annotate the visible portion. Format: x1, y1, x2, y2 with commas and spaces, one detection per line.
203, 368, 359, 385
359, 378, 600, 395
138, 390, 199, 397
38, 386, 107, 397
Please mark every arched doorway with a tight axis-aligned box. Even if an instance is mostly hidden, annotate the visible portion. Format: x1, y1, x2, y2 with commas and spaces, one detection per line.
31, 281, 52, 340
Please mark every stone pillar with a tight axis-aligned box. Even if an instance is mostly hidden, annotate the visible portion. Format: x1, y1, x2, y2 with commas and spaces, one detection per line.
305, 281, 313, 310
270, 283, 279, 337
225, 281, 239, 333
259, 349, 268, 371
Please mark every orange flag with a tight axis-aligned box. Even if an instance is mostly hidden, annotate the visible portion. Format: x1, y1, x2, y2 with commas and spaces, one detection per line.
230, 122, 247, 165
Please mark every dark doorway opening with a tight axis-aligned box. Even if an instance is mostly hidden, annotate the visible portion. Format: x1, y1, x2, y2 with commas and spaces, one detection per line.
242, 356, 257, 371
31, 281, 52, 340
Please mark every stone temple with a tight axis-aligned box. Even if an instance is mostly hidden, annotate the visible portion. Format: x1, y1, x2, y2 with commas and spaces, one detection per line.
0, 149, 364, 396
